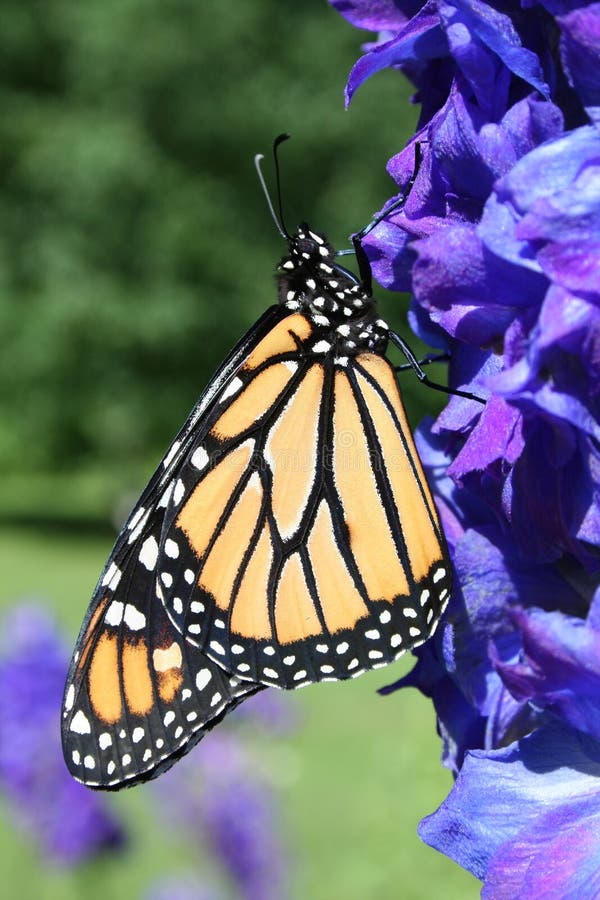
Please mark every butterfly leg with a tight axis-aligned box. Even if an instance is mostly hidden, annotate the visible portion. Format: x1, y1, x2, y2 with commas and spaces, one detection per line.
390, 331, 486, 405
394, 351, 450, 372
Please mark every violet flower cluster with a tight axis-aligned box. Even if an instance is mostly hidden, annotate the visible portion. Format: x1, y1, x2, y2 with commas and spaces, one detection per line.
0, 604, 124, 864
152, 709, 292, 900
330, 0, 600, 894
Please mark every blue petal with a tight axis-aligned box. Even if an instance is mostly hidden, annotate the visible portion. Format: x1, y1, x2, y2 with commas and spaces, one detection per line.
345, 3, 448, 104
419, 722, 600, 881
558, 5, 600, 128
496, 606, 600, 742
483, 795, 600, 899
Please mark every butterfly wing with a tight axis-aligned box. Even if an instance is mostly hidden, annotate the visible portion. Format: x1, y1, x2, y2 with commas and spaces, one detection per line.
61, 526, 263, 789
155, 317, 451, 688
60, 310, 288, 788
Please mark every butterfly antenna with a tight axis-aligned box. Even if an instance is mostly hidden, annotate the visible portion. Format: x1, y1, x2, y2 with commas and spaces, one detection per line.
254, 134, 291, 240
273, 133, 291, 239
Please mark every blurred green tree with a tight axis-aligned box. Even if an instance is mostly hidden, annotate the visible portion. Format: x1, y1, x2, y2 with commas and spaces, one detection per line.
0, 0, 429, 522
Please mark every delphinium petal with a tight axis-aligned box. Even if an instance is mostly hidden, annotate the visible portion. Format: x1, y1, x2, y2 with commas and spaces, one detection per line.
153, 729, 290, 900
420, 723, 600, 896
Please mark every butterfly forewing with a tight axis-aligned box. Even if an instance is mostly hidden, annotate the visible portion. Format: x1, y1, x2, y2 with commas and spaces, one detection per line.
149, 227, 451, 688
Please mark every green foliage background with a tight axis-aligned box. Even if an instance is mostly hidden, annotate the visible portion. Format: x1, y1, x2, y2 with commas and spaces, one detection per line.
0, 2, 478, 897
0, 0, 444, 525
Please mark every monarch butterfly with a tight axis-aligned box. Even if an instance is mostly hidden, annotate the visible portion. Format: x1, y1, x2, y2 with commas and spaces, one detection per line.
61, 137, 481, 789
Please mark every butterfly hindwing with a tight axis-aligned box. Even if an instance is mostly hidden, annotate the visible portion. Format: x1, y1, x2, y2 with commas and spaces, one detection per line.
62, 520, 264, 790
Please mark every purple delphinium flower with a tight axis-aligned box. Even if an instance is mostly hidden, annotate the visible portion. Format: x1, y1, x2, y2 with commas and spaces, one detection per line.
229, 683, 300, 735
154, 731, 289, 900
0, 603, 125, 864
330, 0, 600, 892
144, 875, 224, 900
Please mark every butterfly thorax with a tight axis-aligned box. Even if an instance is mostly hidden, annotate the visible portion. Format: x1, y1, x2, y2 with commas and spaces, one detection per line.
277, 223, 389, 358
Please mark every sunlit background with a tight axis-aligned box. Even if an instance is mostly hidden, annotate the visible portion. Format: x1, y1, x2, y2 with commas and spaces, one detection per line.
0, 1, 479, 897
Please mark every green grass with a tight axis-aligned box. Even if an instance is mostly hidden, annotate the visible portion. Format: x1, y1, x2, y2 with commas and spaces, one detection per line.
0, 526, 479, 899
